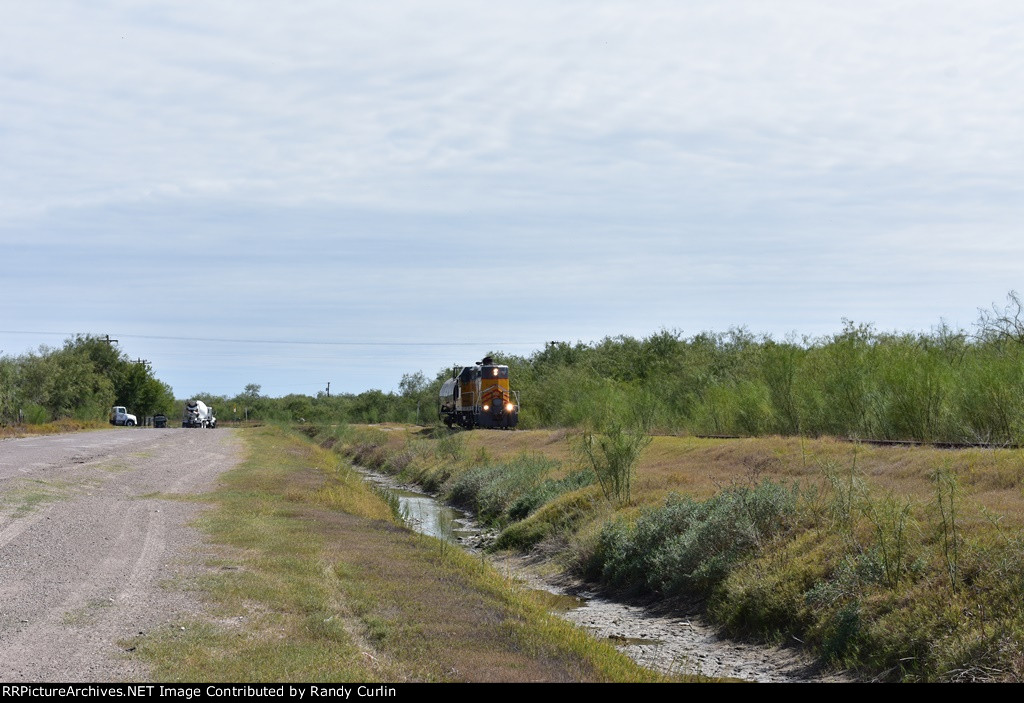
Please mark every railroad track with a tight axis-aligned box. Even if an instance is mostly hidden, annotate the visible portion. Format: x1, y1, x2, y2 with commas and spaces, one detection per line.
694, 434, 1020, 451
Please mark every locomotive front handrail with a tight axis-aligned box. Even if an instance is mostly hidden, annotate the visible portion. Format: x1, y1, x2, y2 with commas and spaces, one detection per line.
439, 359, 520, 429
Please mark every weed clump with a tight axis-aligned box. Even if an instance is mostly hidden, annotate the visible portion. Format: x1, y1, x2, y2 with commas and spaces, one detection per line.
507, 468, 596, 521
448, 454, 560, 526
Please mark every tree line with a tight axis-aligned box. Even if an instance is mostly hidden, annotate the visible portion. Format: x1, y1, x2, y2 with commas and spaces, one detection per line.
209, 292, 1024, 445
11, 292, 1024, 443
0, 335, 175, 425
499, 292, 1024, 443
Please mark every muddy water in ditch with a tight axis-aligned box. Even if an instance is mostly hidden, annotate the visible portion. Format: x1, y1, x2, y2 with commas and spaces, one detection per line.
389, 488, 486, 542
355, 469, 486, 544
355, 466, 851, 683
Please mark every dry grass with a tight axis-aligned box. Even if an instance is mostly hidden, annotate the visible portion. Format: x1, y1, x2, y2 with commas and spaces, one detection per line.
0, 418, 107, 439
368, 426, 1024, 528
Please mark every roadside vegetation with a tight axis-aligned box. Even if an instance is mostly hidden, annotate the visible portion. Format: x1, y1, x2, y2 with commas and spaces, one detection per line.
0, 334, 175, 428
131, 425, 673, 683
0, 417, 107, 440
334, 424, 1024, 682
13, 292, 1024, 449
196, 292, 1024, 449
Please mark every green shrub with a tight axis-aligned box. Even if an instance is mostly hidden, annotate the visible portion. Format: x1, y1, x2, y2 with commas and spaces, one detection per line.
594, 480, 799, 596
24, 403, 50, 425
495, 488, 601, 552
507, 468, 596, 521
447, 454, 559, 525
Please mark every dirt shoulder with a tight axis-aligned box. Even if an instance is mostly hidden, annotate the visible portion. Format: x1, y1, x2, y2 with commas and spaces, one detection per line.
0, 428, 242, 682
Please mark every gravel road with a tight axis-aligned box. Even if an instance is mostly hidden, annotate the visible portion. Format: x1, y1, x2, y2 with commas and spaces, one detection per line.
0, 428, 242, 682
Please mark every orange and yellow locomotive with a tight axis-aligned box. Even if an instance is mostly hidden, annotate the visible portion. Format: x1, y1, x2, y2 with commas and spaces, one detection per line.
439, 356, 519, 429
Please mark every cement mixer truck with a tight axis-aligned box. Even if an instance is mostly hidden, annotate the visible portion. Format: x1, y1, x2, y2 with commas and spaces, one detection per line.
182, 399, 217, 428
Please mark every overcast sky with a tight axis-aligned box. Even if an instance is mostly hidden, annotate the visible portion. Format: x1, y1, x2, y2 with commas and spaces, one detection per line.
2, 2, 1022, 397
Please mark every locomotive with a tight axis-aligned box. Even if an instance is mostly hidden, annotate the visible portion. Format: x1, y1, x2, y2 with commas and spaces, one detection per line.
439, 356, 520, 429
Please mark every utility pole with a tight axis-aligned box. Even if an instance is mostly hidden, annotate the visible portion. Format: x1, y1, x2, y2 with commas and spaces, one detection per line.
103, 334, 119, 346
326, 382, 330, 398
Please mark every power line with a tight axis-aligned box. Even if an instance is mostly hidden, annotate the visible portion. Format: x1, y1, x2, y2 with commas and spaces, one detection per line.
122, 334, 538, 347
0, 330, 541, 348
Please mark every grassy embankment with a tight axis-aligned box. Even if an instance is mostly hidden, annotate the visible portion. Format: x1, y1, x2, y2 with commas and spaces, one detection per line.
130, 425, 671, 682
339, 424, 1024, 682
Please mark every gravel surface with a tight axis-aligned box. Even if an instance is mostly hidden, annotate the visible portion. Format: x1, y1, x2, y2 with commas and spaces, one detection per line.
0, 428, 242, 682
491, 553, 854, 683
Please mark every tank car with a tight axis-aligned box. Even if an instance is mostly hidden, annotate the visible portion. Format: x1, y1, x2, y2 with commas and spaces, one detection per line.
438, 356, 519, 429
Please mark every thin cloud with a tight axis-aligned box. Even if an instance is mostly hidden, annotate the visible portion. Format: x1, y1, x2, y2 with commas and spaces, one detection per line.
1, 2, 1022, 393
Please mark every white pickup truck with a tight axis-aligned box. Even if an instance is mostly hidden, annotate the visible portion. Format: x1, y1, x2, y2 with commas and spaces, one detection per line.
110, 406, 138, 426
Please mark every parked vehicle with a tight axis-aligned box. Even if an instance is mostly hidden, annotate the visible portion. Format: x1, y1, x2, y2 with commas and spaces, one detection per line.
182, 400, 216, 428
153, 414, 168, 428
110, 406, 138, 426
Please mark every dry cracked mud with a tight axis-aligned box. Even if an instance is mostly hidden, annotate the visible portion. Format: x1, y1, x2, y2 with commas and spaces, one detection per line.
491, 553, 854, 683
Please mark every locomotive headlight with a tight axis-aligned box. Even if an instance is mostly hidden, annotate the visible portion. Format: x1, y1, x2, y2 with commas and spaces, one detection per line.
483, 404, 490, 411
506, 403, 515, 413
492, 368, 499, 376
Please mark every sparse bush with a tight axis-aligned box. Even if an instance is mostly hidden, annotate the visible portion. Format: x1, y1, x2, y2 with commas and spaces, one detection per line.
862, 494, 915, 589
435, 431, 466, 463
576, 423, 651, 504
933, 464, 962, 592
823, 454, 919, 590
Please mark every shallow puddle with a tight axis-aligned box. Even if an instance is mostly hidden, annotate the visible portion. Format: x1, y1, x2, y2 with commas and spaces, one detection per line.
606, 634, 666, 646
525, 588, 587, 612
355, 469, 481, 543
